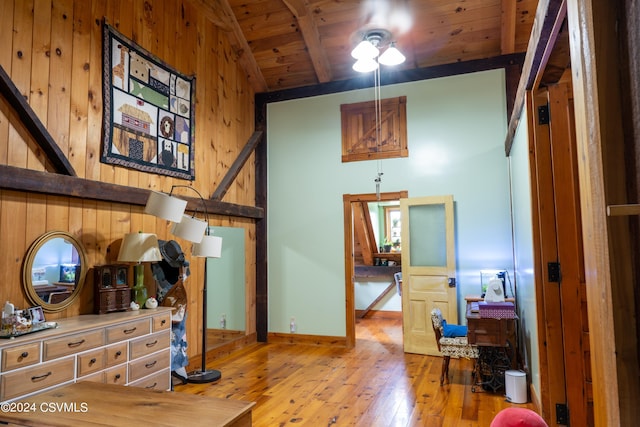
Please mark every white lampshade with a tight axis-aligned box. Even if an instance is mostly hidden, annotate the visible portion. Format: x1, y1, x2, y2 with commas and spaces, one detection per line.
378, 44, 406, 66
171, 215, 207, 243
353, 57, 379, 73
351, 40, 379, 60
192, 234, 223, 258
117, 232, 163, 263
144, 191, 187, 223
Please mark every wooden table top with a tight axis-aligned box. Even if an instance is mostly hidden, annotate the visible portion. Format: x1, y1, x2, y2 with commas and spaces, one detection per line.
0, 382, 255, 426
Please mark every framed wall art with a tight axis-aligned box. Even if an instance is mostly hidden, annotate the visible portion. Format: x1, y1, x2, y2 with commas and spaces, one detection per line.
102, 23, 196, 180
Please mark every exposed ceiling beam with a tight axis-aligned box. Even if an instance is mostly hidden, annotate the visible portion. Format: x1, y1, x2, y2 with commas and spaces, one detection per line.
192, 0, 268, 93
504, 0, 567, 155
0, 65, 76, 176
0, 165, 264, 219
212, 130, 264, 201
282, 0, 332, 83
257, 53, 525, 105
501, 0, 517, 54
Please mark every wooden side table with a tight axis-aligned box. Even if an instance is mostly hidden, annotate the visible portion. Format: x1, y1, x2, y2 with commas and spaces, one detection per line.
466, 302, 518, 392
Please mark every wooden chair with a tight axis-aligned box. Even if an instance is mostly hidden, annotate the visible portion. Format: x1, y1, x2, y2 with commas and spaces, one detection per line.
430, 307, 479, 386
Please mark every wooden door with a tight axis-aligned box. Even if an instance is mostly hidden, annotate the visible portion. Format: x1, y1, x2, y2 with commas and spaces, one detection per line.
529, 80, 592, 425
400, 195, 457, 356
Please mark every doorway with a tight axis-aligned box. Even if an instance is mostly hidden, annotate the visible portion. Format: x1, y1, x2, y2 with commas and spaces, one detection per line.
343, 191, 408, 347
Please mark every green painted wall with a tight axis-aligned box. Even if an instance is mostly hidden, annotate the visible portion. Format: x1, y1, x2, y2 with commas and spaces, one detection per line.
206, 226, 245, 331
509, 103, 540, 401
267, 69, 515, 336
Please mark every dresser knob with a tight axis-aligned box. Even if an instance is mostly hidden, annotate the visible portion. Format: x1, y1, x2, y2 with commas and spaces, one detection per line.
20, 351, 29, 358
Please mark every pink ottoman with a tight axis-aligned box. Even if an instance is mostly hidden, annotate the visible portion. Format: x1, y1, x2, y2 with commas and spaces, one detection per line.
490, 408, 548, 427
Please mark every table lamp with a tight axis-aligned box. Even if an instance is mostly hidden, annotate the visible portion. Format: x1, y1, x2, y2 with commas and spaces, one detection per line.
117, 232, 163, 307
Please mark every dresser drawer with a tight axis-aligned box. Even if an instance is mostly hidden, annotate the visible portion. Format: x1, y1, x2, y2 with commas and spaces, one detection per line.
128, 368, 170, 391
106, 342, 128, 367
130, 330, 170, 360
0, 357, 74, 401
1, 342, 41, 372
105, 365, 127, 386
77, 348, 106, 377
153, 313, 171, 332
128, 351, 170, 383
43, 329, 105, 361
78, 371, 105, 383
106, 318, 150, 344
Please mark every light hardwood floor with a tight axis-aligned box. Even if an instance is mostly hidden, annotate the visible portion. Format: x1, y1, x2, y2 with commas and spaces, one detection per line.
175, 315, 537, 426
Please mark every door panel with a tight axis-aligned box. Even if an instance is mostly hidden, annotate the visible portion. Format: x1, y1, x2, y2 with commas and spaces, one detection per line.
401, 195, 457, 356
530, 82, 592, 425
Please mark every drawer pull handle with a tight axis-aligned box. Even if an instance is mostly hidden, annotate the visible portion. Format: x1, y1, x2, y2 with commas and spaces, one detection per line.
31, 371, 52, 382
145, 340, 158, 348
114, 374, 121, 380
123, 327, 137, 334
89, 358, 97, 365
115, 351, 122, 357
20, 351, 29, 358
145, 382, 157, 389
161, 319, 167, 325
67, 339, 86, 348
145, 361, 157, 369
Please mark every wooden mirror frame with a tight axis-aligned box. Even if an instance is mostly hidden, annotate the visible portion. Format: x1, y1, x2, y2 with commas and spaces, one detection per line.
22, 231, 88, 312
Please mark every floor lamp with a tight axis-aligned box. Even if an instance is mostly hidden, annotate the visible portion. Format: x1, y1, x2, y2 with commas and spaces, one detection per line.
144, 186, 224, 383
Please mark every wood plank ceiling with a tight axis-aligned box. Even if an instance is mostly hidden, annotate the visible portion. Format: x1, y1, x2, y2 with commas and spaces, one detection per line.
198, 0, 540, 93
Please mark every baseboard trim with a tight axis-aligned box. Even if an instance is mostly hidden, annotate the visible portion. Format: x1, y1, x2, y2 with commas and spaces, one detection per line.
529, 383, 542, 413
187, 332, 258, 371
361, 310, 402, 319
268, 332, 347, 347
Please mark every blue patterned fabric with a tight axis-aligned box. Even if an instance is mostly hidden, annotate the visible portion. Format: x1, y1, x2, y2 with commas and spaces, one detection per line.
170, 312, 188, 371
152, 241, 190, 372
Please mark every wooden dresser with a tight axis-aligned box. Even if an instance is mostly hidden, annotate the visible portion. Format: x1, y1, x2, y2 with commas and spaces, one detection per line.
0, 308, 172, 403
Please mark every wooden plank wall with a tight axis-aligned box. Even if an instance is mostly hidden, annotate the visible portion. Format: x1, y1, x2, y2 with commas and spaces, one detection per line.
0, 0, 257, 362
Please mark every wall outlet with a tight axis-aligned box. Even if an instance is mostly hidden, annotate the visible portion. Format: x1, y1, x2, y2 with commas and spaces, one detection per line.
289, 317, 296, 333
220, 313, 227, 329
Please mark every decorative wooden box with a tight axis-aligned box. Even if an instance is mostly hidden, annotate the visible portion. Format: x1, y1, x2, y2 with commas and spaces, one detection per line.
94, 265, 131, 314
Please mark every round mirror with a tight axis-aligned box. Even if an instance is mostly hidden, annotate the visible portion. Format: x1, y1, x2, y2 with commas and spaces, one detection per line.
22, 231, 88, 312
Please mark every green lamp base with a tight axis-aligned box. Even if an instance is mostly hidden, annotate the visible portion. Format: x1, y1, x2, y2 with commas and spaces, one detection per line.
132, 283, 148, 307
132, 264, 148, 307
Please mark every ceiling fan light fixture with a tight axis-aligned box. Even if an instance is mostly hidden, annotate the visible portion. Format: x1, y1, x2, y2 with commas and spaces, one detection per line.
353, 57, 379, 73
352, 29, 404, 73
351, 39, 379, 60
378, 43, 406, 66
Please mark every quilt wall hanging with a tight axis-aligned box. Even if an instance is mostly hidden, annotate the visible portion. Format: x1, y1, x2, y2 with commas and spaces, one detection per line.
102, 23, 196, 180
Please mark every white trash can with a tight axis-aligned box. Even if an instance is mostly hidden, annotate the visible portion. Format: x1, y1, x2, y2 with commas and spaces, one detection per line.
505, 370, 527, 403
